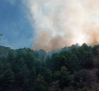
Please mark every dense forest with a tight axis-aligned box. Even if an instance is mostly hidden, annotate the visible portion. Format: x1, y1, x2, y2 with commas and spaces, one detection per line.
1, 43, 99, 91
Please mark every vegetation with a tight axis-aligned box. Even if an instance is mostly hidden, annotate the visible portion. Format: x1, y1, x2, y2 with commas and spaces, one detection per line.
0, 43, 99, 91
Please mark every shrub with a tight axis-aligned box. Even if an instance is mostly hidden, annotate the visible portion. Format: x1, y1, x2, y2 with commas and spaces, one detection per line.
83, 57, 94, 69
73, 69, 91, 83
76, 86, 96, 91
94, 59, 99, 68
96, 69, 99, 79
72, 69, 91, 89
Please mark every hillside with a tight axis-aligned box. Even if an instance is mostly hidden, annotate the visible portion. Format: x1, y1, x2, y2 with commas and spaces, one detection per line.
0, 43, 99, 91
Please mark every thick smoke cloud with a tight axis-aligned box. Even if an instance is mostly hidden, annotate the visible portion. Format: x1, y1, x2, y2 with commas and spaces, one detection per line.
24, 0, 99, 52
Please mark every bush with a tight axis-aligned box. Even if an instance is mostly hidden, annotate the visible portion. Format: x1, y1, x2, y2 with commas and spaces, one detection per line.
96, 69, 99, 79
73, 69, 91, 83
59, 87, 72, 91
72, 69, 91, 89
76, 86, 96, 91
0, 69, 15, 91
83, 57, 94, 69
94, 59, 99, 68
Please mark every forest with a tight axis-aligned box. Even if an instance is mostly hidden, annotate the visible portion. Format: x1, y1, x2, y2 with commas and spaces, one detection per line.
0, 43, 99, 91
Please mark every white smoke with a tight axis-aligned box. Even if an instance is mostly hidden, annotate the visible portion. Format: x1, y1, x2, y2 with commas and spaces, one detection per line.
23, 0, 99, 52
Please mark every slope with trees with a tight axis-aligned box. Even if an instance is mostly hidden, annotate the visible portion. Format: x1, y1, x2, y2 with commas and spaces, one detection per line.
0, 43, 99, 91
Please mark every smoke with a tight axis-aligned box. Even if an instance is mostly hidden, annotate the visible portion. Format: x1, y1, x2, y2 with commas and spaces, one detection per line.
23, 0, 99, 52
84, 26, 99, 45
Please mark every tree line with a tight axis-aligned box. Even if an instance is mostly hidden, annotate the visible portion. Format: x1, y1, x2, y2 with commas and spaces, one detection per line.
0, 43, 99, 91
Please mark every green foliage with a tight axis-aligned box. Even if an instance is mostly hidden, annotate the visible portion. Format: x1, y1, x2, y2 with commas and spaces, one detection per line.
73, 69, 91, 83
73, 69, 91, 89
60, 86, 96, 91
0, 46, 10, 56
59, 87, 72, 91
81, 43, 89, 51
92, 45, 99, 56
35, 60, 41, 74
45, 55, 52, 69
76, 86, 96, 91
34, 51, 39, 59
60, 66, 71, 81
16, 49, 26, 60
0, 69, 14, 90
53, 66, 71, 89
59, 66, 71, 88
96, 69, 99, 79
0, 44, 98, 91
94, 59, 99, 68
24, 67, 36, 91
49, 81, 59, 91
83, 57, 94, 69
53, 71, 61, 81
0, 56, 11, 74
40, 67, 52, 84
15, 57, 30, 87
52, 54, 67, 72
25, 52, 35, 70
69, 54, 81, 73
93, 48, 99, 68
34, 74, 48, 91
7, 50, 15, 63
83, 52, 94, 69
38, 49, 47, 60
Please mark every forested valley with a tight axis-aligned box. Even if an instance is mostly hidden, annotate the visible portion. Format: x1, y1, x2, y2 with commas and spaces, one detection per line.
1, 43, 99, 91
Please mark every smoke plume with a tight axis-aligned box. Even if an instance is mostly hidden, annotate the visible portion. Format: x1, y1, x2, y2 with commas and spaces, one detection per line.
24, 0, 99, 52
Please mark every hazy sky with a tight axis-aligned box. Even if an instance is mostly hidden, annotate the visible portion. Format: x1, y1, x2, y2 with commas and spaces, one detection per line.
0, 0, 34, 49
1, 0, 99, 52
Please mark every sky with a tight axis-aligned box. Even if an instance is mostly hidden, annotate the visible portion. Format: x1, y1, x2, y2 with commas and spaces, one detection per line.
0, 0, 34, 49
0, 0, 99, 52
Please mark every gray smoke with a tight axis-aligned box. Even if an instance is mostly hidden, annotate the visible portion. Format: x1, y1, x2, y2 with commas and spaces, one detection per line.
24, 0, 99, 52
